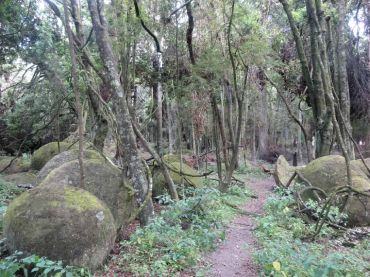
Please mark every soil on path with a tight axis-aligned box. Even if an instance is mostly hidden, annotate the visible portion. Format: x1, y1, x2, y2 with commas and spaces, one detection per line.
205, 176, 275, 277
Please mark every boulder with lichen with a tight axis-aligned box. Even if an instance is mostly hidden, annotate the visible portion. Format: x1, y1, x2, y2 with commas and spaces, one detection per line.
152, 161, 203, 196
4, 185, 116, 270
274, 155, 296, 187
30, 142, 71, 170
40, 159, 134, 228
37, 149, 103, 183
297, 155, 370, 226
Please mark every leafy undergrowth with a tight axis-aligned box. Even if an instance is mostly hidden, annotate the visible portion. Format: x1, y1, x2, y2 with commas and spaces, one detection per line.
0, 251, 91, 277
253, 188, 370, 277
105, 184, 253, 276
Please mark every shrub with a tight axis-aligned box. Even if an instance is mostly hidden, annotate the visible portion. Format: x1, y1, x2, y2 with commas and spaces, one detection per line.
118, 184, 252, 276
0, 251, 91, 277
253, 189, 370, 276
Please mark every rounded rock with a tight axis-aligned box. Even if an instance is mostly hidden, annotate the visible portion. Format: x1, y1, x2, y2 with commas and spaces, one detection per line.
37, 149, 103, 183
40, 159, 134, 228
31, 142, 71, 170
4, 185, 116, 270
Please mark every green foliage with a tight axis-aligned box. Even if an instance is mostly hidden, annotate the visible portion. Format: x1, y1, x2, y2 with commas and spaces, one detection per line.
305, 198, 348, 226
253, 190, 370, 276
0, 176, 25, 232
118, 185, 252, 276
0, 251, 91, 277
0, 0, 39, 65
0, 176, 24, 206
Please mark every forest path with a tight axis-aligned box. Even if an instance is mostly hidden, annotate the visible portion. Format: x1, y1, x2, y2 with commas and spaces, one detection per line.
205, 176, 275, 277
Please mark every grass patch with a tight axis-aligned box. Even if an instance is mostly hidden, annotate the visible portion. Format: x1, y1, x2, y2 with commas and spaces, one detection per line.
115, 184, 253, 276
253, 188, 370, 277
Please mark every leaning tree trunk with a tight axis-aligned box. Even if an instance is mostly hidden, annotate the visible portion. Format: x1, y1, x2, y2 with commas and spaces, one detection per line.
87, 0, 153, 226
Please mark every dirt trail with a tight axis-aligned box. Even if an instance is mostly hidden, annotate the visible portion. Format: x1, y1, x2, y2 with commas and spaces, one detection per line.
205, 177, 275, 277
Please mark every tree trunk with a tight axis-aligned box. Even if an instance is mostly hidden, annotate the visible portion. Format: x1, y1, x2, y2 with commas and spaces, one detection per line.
279, 0, 333, 157
257, 70, 269, 159
63, 0, 85, 188
87, 0, 153, 226
69, 0, 109, 152
152, 53, 163, 155
335, 0, 355, 159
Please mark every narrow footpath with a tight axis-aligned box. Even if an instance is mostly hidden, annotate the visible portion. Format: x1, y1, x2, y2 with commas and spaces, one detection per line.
205, 177, 275, 277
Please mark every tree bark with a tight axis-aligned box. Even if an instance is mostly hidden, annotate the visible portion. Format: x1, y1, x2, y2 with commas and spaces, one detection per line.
63, 0, 85, 188
335, 0, 355, 159
87, 0, 153, 226
257, 70, 269, 159
69, 0, 108, 152
279, 0, 333, 157
152, 53, 163, 155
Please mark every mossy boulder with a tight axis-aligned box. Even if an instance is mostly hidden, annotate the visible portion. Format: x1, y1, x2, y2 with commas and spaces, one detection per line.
2, 172, 36, 186
162, 154, 185, 163
40, 159, 134, 228
298, 156, 369, 192
37, 149, 103, 183
4, 185, 116, 270
152, 161, 203, 196
297, 155, 370, 226
31, 142, 71, 170
0, 156, 30, 174
350, 158, 370, 178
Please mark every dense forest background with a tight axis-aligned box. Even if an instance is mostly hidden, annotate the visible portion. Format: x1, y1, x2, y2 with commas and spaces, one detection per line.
0, 0, 370, 275
1, 0, 369, 161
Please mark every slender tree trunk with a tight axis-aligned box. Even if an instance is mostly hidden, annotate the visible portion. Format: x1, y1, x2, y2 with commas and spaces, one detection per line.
251, 103, 257, 162
222, 0, 247, 190
63, 0, 85, 188
87, 0, 153, 226
257, 70, 269, 159
335, 0, 355, 159
166, 90, 175, 153
69, 0, 109, 152
152, 53, 163, 155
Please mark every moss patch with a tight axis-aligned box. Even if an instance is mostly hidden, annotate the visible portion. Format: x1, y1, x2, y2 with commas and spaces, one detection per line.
64, 187, 103, 212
